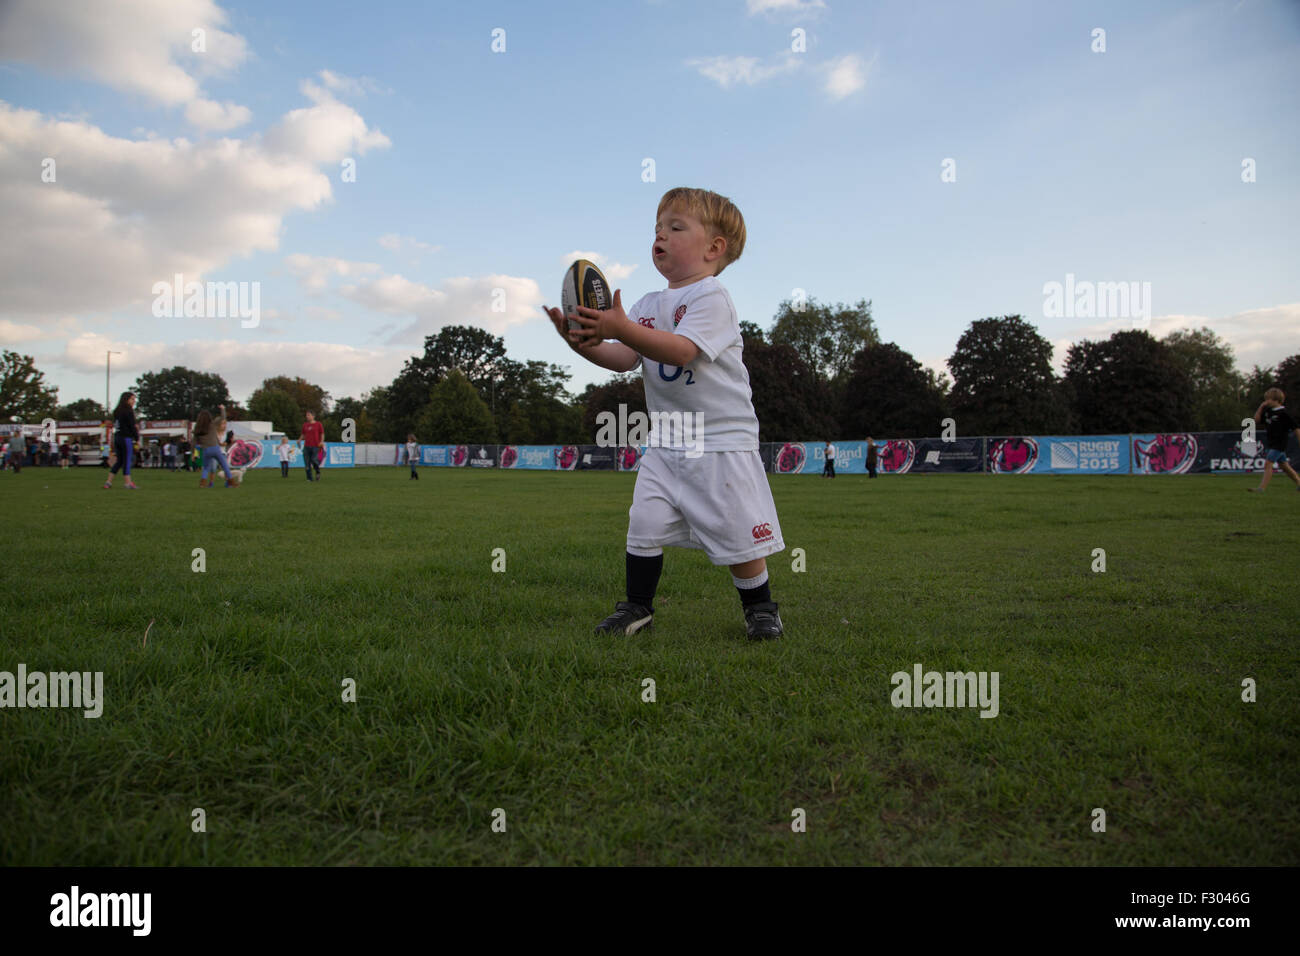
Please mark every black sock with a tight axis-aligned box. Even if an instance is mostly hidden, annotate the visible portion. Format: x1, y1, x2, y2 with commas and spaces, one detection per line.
737, 579, 772, 607
626, 552, 663, 610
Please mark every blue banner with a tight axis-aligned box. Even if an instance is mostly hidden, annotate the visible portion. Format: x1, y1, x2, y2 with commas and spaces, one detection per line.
986, 436, 1129, 474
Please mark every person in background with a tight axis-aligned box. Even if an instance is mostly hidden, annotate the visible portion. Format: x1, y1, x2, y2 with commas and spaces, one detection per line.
276, 436, 292, 477
59, 441, 71, 469
866, 437, 878, 479
406, 433, 420, 480
195, 406, 234, 488
6, 430, 25, 474
104, 392, 140, 490
299, 410, 324, 481
822, 440, 836, 479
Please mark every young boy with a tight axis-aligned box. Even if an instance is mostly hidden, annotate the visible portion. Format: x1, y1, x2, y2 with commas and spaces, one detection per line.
1248, 387, 1300, 492
544, 187, 784, 639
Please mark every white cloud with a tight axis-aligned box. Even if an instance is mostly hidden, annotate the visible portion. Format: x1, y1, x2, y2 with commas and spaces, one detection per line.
262, 80, 391, 162
689, 54, 802, 89
746, 0, 826, 15
285, 254, 382, 293
1050, 303, 1300, 374
339, 273, 545, 344
563, 251, 638, 282
0, 0, 250, 128
58, 332, 404, 403
183, 98, 252, 132
378, 233, 442, 255
0, 86, 389, 319
317, 70, 388, 97
823, 54, 870, 100
0, 319, 46, 344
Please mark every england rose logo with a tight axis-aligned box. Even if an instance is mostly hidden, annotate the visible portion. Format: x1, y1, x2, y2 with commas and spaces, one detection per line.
452, 445, 469, 467
499, 445, 518, 469
1133, 434, 1197, 474
554, 445, 578, 470
879, 439, 915, 474
775, 442, 805, 473
228, 439, 263, 469
988, 437, 1039, 474
617, 446, 640, 471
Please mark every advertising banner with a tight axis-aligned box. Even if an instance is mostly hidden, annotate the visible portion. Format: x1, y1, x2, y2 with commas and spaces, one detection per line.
986, 436, 1128, 474
465, 445, 497, 468
576, 444, 617, 470
911, 437, 984, 472
1132, 432, 1300, 474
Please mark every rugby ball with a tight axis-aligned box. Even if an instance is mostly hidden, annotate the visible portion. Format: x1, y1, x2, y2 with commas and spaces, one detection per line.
560, 259, 612, 331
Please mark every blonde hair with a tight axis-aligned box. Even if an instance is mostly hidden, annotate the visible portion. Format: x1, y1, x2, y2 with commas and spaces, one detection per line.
657, 187, 746, 275
1265, 387, 1285, 403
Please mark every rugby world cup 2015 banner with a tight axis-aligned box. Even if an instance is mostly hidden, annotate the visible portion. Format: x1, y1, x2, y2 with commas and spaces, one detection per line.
1132, 432, 1300, 474
986, 436, 1129, 474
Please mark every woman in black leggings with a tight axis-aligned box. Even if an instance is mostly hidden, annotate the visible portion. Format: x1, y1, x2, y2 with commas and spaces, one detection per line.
104, 391, 140, 490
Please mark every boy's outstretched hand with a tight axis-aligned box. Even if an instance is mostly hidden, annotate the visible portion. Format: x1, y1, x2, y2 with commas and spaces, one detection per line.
570, 289, 627, 345
542, 303, 597, 352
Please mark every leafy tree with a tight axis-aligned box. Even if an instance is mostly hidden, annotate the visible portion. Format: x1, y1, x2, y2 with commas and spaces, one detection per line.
248, 388, 302, 436
741, 340, 836, 441
1064, 330, 1194, 433
254, 375, 331, 417
1273, 354, 1300, 408
322, 395, 376, 442
739, 320, 766, 344
55, 398, 107, 421
389, 325, 510, 437
947, 315, 1069, 434
1161, 327, 1244, 431
416, 369, 497, 443
492, 359, 581, 443
578, 373, 648, 440
0, 351, 59, 422
133, 367, 231, 420
839, 342, 948, 438
769, 297, 878, 382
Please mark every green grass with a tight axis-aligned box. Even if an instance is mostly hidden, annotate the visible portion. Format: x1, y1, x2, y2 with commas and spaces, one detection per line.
1, 466, 1297, 865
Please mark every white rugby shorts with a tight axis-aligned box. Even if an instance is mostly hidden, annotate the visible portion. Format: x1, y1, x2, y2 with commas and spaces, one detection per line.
626, 448, 784, 565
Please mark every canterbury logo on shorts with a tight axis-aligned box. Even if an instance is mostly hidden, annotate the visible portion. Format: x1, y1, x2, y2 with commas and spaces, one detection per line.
751, 522, 773, 540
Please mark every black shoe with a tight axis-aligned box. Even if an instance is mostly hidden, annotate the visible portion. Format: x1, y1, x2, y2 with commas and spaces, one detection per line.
744, 601, 783, 640
594, 601, 653, 636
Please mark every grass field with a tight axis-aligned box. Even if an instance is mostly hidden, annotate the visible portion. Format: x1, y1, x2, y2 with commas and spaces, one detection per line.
1, 466, 1297, 866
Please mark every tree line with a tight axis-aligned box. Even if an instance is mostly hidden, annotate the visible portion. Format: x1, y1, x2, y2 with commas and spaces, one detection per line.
1, 299, 1296, 440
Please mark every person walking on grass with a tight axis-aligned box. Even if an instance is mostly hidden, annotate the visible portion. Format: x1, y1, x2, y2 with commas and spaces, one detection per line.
1249, 387, 1300, 493
299, 410, 324, 481
103, 392, 140, 490
6, 430, 25, 474
195, 405, 235, 488
276, 436, 292, 477
406, 433, 420, 480
822, 440, 836, 479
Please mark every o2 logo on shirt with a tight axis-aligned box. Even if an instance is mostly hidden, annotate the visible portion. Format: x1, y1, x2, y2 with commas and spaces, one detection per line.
658, 364, 695, 384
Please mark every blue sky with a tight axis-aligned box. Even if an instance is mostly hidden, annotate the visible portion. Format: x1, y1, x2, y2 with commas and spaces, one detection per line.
1, 0, 1297, 413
